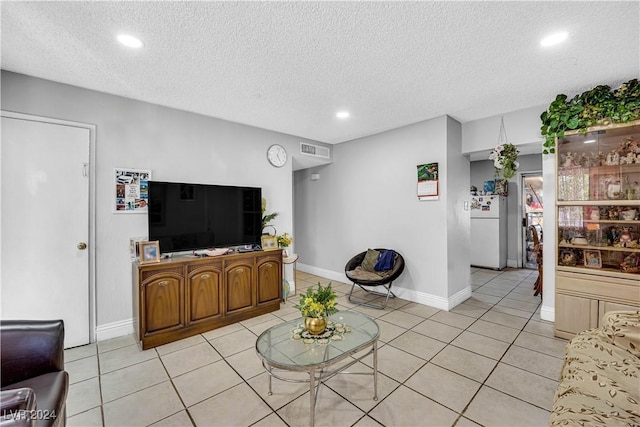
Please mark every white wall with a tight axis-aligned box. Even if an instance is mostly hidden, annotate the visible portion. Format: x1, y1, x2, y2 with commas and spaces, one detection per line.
445, 116, 471, 298
294, 115, 471, 308
462, 105, 546, 155
1, 71, 330, 334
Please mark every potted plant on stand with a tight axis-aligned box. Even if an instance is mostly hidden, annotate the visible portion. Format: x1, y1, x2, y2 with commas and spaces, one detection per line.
277, 232, 293, 257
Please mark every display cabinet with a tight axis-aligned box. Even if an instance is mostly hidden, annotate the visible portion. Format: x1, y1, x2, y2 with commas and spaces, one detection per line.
555, 120, 640, 339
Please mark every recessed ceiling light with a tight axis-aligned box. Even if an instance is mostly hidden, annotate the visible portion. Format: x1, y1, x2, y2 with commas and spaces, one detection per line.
117, 34, 144, 48
336, 111, 350, 119
540, 32, 568, 47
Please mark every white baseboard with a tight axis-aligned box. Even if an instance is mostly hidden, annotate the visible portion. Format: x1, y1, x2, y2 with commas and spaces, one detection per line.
298, 263, 472, 311
298, 263, 349, 284
540, 304, 555, 322
507, 259, 518, 268
449, 286, 474, 309
393, 286, 472, 311
95, 318, 135, 342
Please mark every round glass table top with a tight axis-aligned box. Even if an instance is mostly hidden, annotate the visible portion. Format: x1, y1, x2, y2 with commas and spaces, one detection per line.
255, 311, 379, 369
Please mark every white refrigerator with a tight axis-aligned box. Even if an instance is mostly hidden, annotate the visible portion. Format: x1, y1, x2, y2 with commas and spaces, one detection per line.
470, 195, 507, 270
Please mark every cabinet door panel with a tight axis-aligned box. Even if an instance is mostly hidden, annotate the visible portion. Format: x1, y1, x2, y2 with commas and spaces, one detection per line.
145, 276, 182, 334
258, 259, 281, 304
226, 265, 253, 312
188, 269, 223, 323
555, 293, 597, 335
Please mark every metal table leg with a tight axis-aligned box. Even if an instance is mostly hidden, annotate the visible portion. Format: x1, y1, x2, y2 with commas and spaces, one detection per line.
373, 340, 378, 401
309, 368, 316, 427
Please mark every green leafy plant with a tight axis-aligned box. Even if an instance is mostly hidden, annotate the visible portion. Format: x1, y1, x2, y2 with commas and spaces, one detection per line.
294, 283, 338, 318
489, 142, 519, 180
261, 198, 278, 232
541, 79, 640, 154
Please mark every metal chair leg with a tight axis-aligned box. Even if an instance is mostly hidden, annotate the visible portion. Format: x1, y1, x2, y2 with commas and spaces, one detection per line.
348, 281, 396, 309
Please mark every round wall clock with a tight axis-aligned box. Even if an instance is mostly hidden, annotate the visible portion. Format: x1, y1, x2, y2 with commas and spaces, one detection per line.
267, 144, 287, 168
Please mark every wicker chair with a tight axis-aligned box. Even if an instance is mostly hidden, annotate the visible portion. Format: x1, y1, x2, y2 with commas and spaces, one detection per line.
344, 249, 405, 309
528, 225, 543, 297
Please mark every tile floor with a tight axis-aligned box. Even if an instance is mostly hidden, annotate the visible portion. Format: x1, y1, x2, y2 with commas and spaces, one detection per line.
65, 267, 567, 427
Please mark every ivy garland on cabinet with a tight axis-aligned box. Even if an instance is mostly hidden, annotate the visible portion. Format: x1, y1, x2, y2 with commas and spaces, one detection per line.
541, 79, 640, 154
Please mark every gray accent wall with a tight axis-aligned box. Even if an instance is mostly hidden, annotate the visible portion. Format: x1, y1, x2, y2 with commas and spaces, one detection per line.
294, 115, 470, 302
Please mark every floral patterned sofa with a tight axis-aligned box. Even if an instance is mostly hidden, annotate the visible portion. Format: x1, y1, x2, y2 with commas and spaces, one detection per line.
550, 310, 640, 426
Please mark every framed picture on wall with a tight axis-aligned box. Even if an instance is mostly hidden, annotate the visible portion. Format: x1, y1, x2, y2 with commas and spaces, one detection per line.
114, 168, 151, 213
139, 241, 161, 264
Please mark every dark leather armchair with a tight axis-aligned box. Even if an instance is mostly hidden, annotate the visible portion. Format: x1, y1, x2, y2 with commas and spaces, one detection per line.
1, 320, 69, 427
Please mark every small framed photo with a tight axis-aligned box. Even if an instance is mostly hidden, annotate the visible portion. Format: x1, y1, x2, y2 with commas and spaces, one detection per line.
559, 249, 577, 266
261, 235, 278, 251
584, 249, 602, 268
139, 241, 161, 264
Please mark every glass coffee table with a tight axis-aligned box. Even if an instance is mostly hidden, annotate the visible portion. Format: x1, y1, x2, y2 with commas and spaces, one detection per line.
255, 311, 379, 426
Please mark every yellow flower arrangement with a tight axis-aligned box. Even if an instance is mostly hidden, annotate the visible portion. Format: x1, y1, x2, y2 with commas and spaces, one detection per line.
277, 232, 293, 247
294, 282, 338, 318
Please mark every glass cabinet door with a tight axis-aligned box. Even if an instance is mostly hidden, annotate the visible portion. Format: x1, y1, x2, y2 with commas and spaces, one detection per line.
556, 122, 640, 276
557, 124, 640, 202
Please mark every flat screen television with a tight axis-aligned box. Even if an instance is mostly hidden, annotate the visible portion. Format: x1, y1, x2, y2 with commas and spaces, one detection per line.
147, 181, 262, 253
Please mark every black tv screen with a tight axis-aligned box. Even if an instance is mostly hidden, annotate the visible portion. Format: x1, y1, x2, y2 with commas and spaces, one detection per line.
148, 181, 262, 253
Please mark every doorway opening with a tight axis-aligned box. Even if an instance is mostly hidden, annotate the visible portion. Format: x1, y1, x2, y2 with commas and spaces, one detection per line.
523, 174, 543, 269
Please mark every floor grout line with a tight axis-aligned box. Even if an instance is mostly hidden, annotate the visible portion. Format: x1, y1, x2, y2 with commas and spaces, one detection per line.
65, 267, 560, 427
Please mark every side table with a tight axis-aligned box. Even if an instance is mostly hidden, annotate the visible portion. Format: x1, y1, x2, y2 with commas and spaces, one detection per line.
282, 253, 299, 301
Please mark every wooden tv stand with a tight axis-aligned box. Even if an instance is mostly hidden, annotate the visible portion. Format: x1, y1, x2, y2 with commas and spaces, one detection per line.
133, 250, 282, 349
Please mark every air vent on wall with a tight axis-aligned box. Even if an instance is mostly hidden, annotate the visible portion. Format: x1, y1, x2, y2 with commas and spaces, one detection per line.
300, 142, 330, 159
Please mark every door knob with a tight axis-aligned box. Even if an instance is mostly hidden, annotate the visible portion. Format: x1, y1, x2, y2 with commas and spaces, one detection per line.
77, 242, 87, 250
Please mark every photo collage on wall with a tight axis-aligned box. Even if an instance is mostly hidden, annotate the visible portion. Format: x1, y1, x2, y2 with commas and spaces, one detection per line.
114, 168, 151, 213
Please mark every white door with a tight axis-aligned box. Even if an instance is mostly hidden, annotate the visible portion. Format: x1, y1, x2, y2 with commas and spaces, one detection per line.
1, 115, 91, 348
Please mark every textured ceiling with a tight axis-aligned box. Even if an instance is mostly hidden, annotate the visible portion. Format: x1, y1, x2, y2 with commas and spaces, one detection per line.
1, 1, 639, 145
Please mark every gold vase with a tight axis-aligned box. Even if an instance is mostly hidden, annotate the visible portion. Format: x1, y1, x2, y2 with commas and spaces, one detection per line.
305, 317, 327, 335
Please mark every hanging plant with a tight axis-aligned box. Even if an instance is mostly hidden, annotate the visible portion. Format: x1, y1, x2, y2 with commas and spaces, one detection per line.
489, 117, 519, 180
540, 79, 640, 154
490, 143, 519, 180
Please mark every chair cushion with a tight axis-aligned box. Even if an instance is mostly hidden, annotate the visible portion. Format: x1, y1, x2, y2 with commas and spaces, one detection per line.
600, 310, 640, 358
550, 311, 640, 426
347, 266, 393, 282
360, 249, 380, 272
0, 387, 36, 427
3, 372, 68, 427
